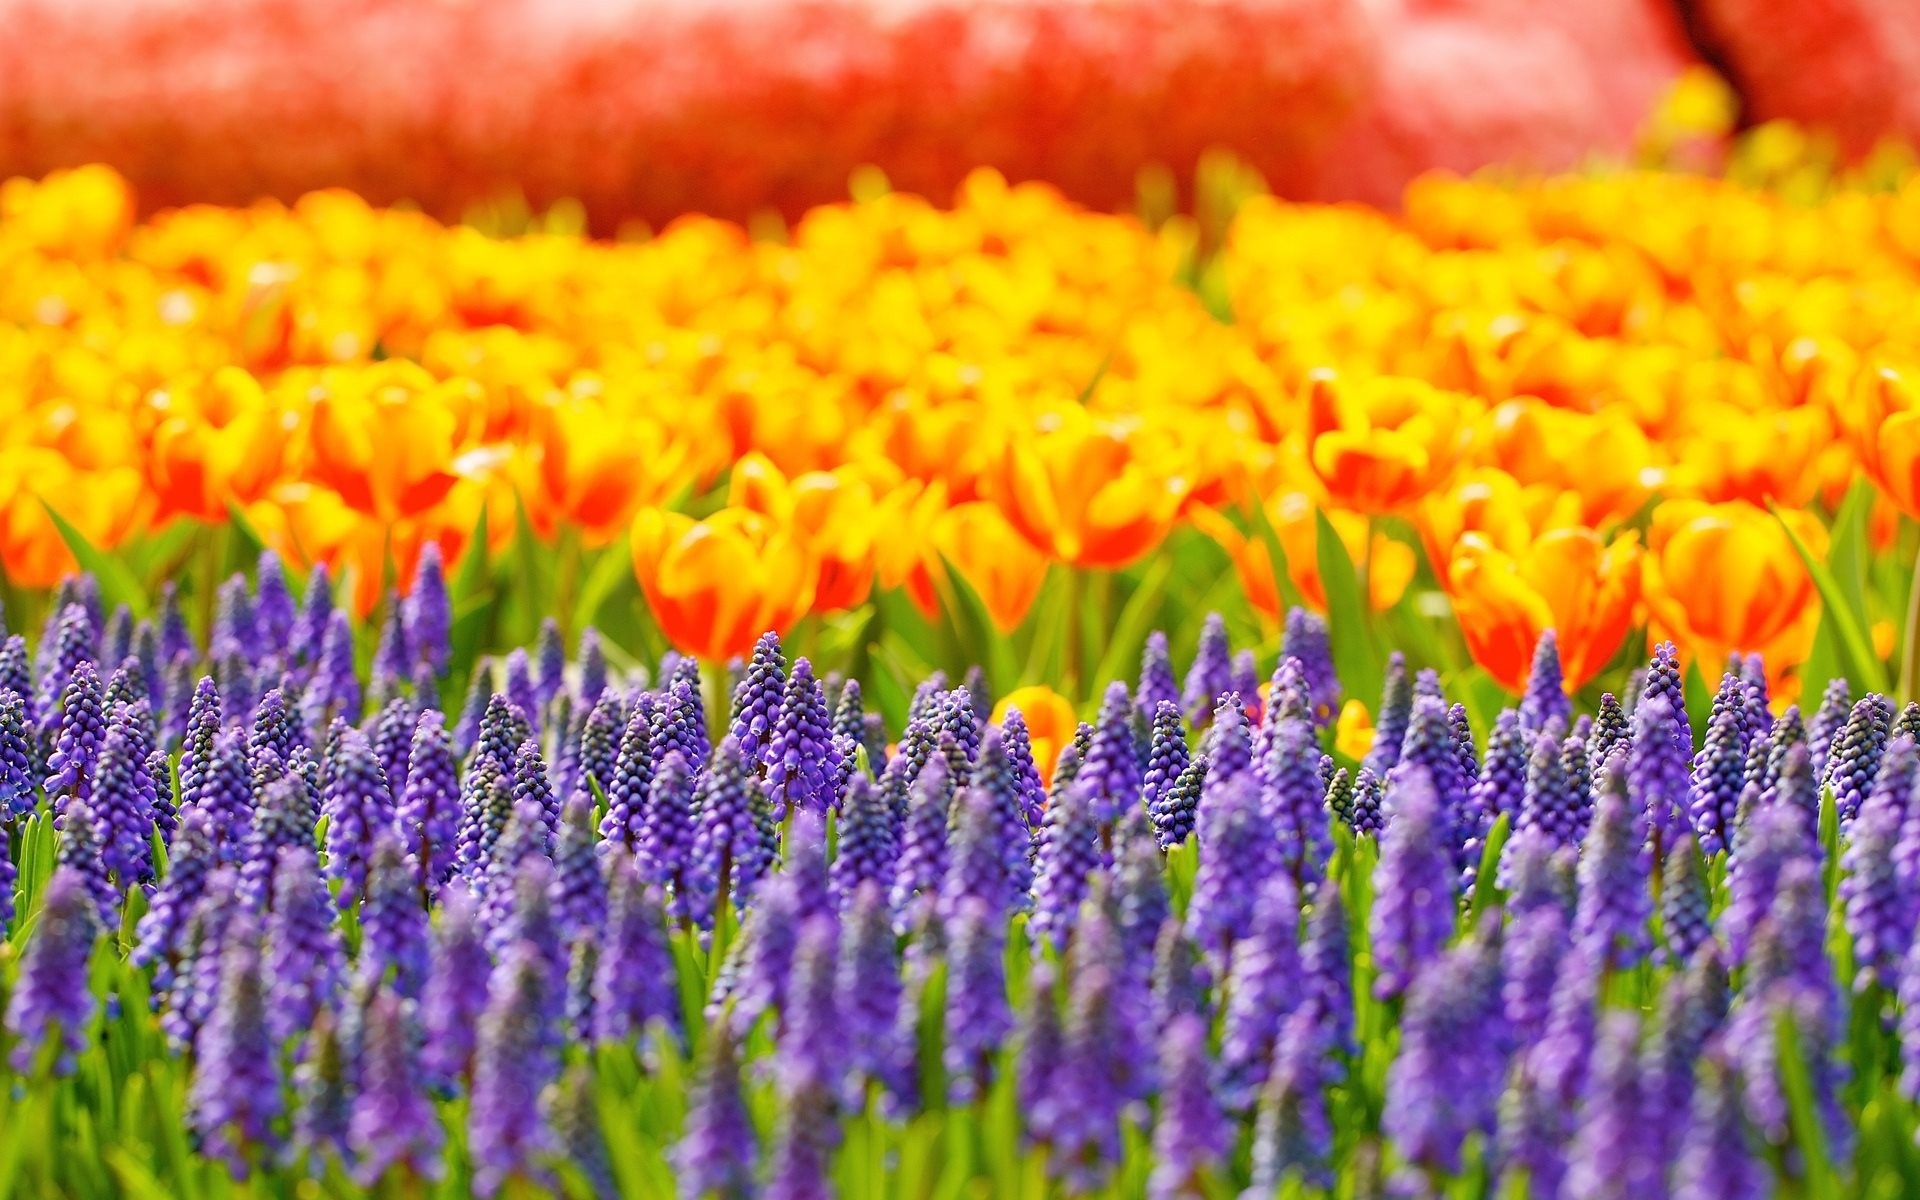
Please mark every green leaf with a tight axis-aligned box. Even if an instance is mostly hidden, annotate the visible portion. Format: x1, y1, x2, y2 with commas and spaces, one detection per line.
1090, 556, 1175, 693
571, 543, 633, 634
41, 502, 148, 618
1773, 501, 1889, 694
1314, 508, 1383, 710
451, 500, 492, 605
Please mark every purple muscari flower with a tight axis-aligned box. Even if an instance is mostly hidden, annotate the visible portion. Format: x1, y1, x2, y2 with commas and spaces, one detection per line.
253, 550, 296, 649
102, 655, 146, 718
399, 710, 459, 887
830, 772, 900, 908
1140, 701, 1189, 832
1382, 914, 1508, 1176
1900, 701, 1920, 745
133, 806, 217, 986
36, 603, 94, 731
596, 702, 653, 851
928, 688, 982, 789
1249, 1005, 1337, 1192
1152, 918, 1211, 1032
251, 685, 305, 771
241, 763, 321, 908
211, 572, 256, 665
531, 617, 565, 712
591, 850, 678, 1045
1723, 799, 1813, 967
350, 990, 443, 1185
469, 940, 562, 1197
1590, 691, 1629, 765
944, 896, 1012, 1104
189, 911, 282, 1174
266, 843, 344, 1043
1230, 650, 1261, 718
1029, 770, 1113, 954
971, 726, 1035, 900
1349, 766, 1386, 835
765, 658, 839, 818
1673, 1052, 1765, 1200
5, 866, 98, 1073
1825, 693, 1894, 830
358, 831, 431, 997
422, 889, 491, 1091
829, 678, 868, 757
1369, 765, 1455, 1000
1185, 768, 1272, 968
675, 1021, 757, 1198
1505, 727, 1588, 872
1361, 652, 1413, 778
1895, 935, 1920, 1104
716, 874, 803, 1035
1757, 721, 1818, 835
91, 721, 154, 881
1110, 808, 1170, 970
1740, 655, 1771, 733
1301, 877, 1353, 1053
508, 737, 557, 839
941, 781, 1021, 928
726, 630, 786, 767
502, 647, 541, 735
177, 674, 222, 796
451, 667, 489, 761
573, 691, 621, 802
1563, 1013, 1661, 1200
782, 807, 832, 924
687, 738, 770, 926
1202, 693, 1253, 787
997, 707, 1048, 828
477, 795, 553, 938
1136, 629, 1181, 717
1841, 736, 1914, 991
1049, 723, 1092, 797
1044, 960, 1132, 1189
572, 627, 608, 708
1503, 904, 1568, 1048
1518, 629, 1573, 734
1689, 686, 1749, 857
635, 747, 696, 902
43, 659, 105, 807
399, 544, 448, 677
1661, 837, 1713, 967
1081, 681, 1143, 830
192, 728, 253, 864
293, 1013, 351, 1167
1644, 947, 1732, 1179
359, 595, 406, 710
1641, 641, 1691, 755
551, 790, 606, 942
1148, 1013, 1230, 1199
1181, 613, 1234, 723
1152, 749, 1206, 850
1016, 960, 1066, 1128
1282, 607, 1338, 724
1573, 762, 1652, 969
322, 725, 396, 907
54, 793, 119, 929
1806, 676, 1851, 782
162, 876, 236, 1052
775, 915, 843, 1098
1465, 708, 1526, 857
890, 753, 954, 925
301, 610, 361, 733
0, 635, 29, 720
285, 563, 330, 670
368, 696, 415, 799
1631, 694, 1690, 853
651, 676, 708, 773
1264, 715, 1332, 885
214, 651, 258, 735
837, 880, 908, 1106
1219, 874, 1301, 1107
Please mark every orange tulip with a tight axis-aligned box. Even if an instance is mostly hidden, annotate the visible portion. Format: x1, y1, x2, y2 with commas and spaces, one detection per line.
1304, 371, 1477, 515
1415, 468, 1587, 568
1334, 699, 1374, 762
1446, 528, 1642, 693
993, 684, 1078, 784
0, 454, 152, 589
145, 367, 294, 521
1481, 400, 1659, 528
1848, 366, 1920, 520
533, 399, 703, 544
306, 364, 472, 522
729, 453, 881, 615
629, 506, 815, 662
1640, 499, 1826, 675
1192, 497, 1413, 617
987, 408, 1186, 570
932, 502, 1051, 633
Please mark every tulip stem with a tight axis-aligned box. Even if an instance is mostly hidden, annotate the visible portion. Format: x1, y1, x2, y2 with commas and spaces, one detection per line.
1902, 540, 1920, 700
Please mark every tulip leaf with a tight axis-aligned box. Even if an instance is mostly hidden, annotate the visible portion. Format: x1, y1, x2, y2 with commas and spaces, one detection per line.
1090, 556, 1174, 697
1772, 501, 1888, 695
1313, 507, 1383, 711
1244, 497, 1308, 617
934, 553, 1018, 696
40, 502, 148, 618
1468, 813, 1512, 922
452, 500, 491, 605
221, 501, 268, 566
571, 543, 634, 635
